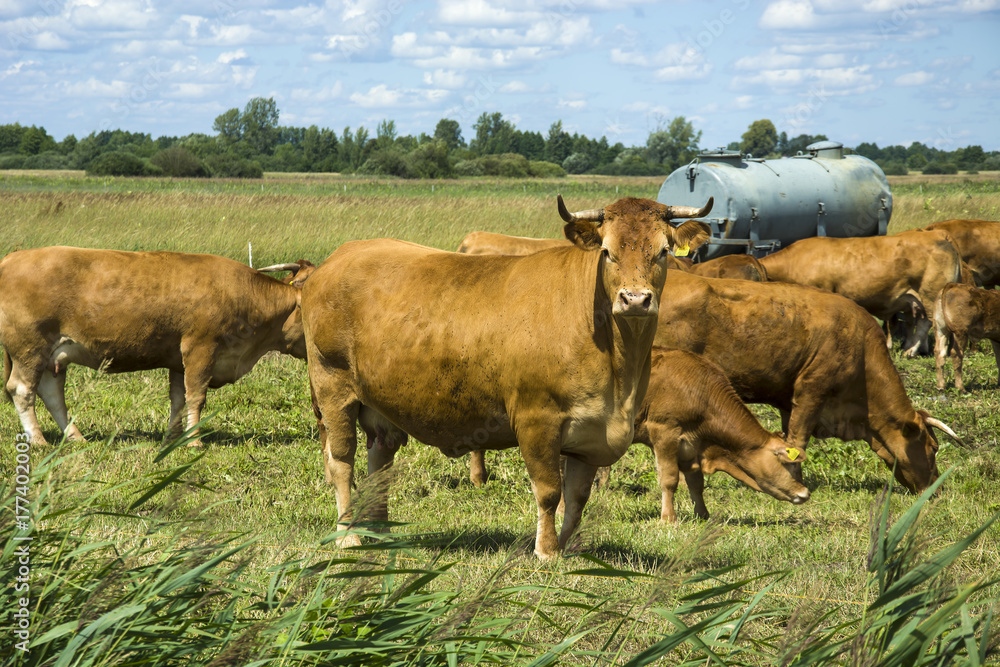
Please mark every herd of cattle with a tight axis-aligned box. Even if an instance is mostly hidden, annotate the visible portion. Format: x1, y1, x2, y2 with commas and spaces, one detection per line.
1, 196, 998, 560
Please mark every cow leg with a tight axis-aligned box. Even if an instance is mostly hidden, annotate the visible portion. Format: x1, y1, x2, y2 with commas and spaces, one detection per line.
679, 458, 708, 521
310, 371, 362, 548
179, 347, 215, 447
5, 359, 47, 445
645, 426, 681, 523
559, 456, 599, 551
517, 422, 564, 560
36, 370, 85, 442
165, 370, 186, 441
934, 328, 952, 391
951, 332, 968, 392
364, 425, 406, 531
469, 450, 487, 487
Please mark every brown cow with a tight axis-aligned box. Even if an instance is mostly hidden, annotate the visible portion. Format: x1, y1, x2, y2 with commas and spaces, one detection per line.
0, 247, 314, 445
655, 271, 961, 494
635, 348, 808, 522
759, 230, 963, 357
923, 219, 1000, 288
934, 282, 1000, 391
688, 254, 768, 281
301, 195, 712, 560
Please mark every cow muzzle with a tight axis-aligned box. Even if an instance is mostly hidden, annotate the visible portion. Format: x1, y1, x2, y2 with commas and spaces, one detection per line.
614, 288, 656, 318
791, 487, 810, 505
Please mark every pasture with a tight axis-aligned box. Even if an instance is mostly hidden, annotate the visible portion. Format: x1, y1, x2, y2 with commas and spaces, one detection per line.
2, 171, 1000, 664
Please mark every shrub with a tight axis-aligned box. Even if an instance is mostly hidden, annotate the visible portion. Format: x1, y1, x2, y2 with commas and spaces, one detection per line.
562, 152, 592, 174
151, 146, 209, 177
358, 148, 414, 178
204, 152, 263, 178
23, 150, 71, 169
880, 160, 909, 176
0, 153, 27, 169
923, 162, 959, 175
406, 140, 453, 178
85, 150, 162, 176
529, 160, 567, 178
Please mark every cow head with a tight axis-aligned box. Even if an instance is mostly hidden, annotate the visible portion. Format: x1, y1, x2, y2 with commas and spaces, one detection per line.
701, 435, 811, 505
558, 195, 712, 321
885, 410, 962, 493
257, 259, 318, 359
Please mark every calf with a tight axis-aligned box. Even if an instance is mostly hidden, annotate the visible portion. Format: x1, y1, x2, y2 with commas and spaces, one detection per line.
934, 282, 1000, 391
636, 348, 809, 522
0, 247, 314, 445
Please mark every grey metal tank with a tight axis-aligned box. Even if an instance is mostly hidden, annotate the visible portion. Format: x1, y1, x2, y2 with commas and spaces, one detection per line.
656, 140, 892, 260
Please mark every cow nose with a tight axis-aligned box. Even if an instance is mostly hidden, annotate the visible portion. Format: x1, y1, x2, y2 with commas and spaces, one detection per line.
616, 289, 654, 316
792, 487, 810, 505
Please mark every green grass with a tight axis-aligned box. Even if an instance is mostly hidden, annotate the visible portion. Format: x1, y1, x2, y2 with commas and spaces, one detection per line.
1, 172, 1000, 664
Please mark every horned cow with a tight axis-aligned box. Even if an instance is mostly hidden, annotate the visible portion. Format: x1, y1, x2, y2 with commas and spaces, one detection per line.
301, 195, 712, 560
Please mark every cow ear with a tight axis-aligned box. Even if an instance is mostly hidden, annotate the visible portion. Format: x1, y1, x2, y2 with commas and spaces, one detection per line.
772, 443, 807, 463
669, 220, 711, 254
563, 221, 603, 250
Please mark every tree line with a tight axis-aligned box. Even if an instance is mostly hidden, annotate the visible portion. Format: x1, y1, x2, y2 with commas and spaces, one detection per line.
0, 97, 995, 179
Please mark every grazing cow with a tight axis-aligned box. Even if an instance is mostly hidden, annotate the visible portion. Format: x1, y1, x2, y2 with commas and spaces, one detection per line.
302, 195, 712, 560
934, 282, 1000, 391
0, 247, 315, 445
923, 219, 1000, 288
655, 271, 961, 494
457, 231, 570, 255
759, 230, 963, 356
634, 348, 809, 523
688, 254, 768, 281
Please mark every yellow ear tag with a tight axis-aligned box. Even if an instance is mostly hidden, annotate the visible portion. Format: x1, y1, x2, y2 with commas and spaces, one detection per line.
786, 447, 800, 461
674, 244, 690, 257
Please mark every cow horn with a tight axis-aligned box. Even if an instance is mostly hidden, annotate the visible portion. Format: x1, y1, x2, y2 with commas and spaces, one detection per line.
924, 415, 965, 447
557, 194, 604, 224
663, 196, 714, 221
257, 263, 303, 273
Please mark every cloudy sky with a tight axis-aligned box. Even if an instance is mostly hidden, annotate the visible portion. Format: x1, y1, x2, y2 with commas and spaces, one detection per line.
2, 0, 998, 151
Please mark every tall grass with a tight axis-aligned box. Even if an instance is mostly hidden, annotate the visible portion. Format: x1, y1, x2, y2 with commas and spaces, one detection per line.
2, 431, 997, 665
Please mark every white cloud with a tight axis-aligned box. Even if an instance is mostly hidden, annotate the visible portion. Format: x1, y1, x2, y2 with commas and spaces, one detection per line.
895, 70, 934, 85
734, 49, 803, 71
64, 77, 130, 97
290, 83, 344, 102
498, 80, 530, 93
737, 65, 878, 94
67, 0, 157, 30
654, 63, 712, 82
760, 0, 821, 29
422, 69, 466, 88
3, 60, 37, 76
32, 31, 71, 50
392, 32, 439, 58
438, 0, 532, 26
734, 95, 755, 109
349, 84, 449, 108
558, 98, 586, 109
218, 49, 249, 65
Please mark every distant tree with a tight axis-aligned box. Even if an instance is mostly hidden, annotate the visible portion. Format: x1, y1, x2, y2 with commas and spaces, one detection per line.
376, 119, 397, 150
646, 116, 702, 171
957, 145, 985, 170
58, 134, 77, 155
19, 125, 57, 155
86, 150, 160, 176
213, 108, 243, 147
854, 142, 881, 161
470, 112, 515, 155
151, 146, 208, 177
783, 133, 828, 156
301, 125, 338, 171
241, 97, 280, 155
433, 118, 464, 151
544, 121, 572, 165
562, 152, 592, 174
740, 119, 777, 157
907, 152, 928, 170
0, 122, 24, 153
513, 130, 545, 161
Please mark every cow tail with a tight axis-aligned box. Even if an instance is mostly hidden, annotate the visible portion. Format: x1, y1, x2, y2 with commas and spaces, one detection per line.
2, 348, 11, 404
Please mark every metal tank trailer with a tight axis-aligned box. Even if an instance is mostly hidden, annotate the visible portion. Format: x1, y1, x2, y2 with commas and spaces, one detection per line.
656, 141, 892, 260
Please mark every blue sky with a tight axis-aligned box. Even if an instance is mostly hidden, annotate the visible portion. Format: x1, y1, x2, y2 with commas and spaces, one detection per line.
2, 0, 998, 151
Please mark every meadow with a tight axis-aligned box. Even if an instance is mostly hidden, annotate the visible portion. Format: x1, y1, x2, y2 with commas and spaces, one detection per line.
1, 170, 1000, 665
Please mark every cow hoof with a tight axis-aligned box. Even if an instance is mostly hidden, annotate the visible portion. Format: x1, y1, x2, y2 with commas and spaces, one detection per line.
534, 549, 559, 561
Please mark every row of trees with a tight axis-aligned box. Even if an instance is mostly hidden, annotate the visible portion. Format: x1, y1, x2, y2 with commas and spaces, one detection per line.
0, 98, 996, 179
